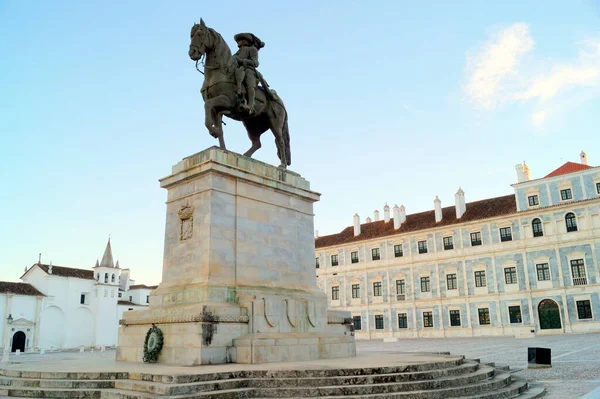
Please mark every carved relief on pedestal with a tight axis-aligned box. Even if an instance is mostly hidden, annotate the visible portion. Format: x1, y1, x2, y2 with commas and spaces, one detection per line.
306, 300, 317, 327
262, 297, 279, 328
285, 298, 297, 327
178, 205, 194, 241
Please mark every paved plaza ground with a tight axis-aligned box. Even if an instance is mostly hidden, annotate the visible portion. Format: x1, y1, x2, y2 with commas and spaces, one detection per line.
2, 333, 600, 398
358, 333, 600, 399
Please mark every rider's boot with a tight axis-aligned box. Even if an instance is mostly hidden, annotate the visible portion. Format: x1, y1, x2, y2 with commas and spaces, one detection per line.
247, 86, 256, 114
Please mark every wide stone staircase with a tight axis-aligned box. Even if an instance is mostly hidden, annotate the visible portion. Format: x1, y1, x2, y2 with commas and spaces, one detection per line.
0, 355, 545, 399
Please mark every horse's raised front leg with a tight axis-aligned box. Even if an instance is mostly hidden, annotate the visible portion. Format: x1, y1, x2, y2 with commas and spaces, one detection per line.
204, 95, 232, 149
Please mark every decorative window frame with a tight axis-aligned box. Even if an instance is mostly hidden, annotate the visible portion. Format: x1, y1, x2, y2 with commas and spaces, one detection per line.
444, 267, 459, 295
330, 284, 340, 302
330, 253, 339, 267
418, 272, 432, 297
567, 251, 588, 283
472, 264, 488, 293
506, 301, 523, 324
501, 260, 519, 291
594, 173, 600, 196
476, 304, 492, 326
349, 248, 360, 264
448, 308, 462, 327
558, 178, 574, 202
525, 187, 541, 208
469, 230, 483, 246
533, 256, 553, 288
392, 241, 405, 258
371, 276, 384, 301
370, 246, 381, 261
421, 308, 434, 328
467, 225, 484, 233
564, 211, 579, 233
498, 225, 513, 242
442, 235, 455, 250
573, 294, 594, 320
531, 217, 544, 238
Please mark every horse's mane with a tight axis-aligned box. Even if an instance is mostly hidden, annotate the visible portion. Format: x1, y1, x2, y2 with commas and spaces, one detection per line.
207, 27, 232, 66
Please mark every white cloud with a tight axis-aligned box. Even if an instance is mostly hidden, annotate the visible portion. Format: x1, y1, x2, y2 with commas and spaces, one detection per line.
531, 110, 547, 127
464, 30, 600, 128
464, 23, 534, 109
516, 66, 599, 101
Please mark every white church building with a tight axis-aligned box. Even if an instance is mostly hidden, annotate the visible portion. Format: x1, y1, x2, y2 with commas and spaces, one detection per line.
0, 240, 157, 353
315, 152, 600, 339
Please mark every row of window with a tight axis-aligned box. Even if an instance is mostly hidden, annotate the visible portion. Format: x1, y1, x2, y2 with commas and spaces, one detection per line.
352, 300, 593, 330
527, 184, 600, 209
317, 213, 580, 268
95, 272, 119, 283
331, 259, 587, 300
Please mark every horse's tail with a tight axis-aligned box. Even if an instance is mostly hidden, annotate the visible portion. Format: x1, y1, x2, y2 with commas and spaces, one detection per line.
283, 110, 291, 166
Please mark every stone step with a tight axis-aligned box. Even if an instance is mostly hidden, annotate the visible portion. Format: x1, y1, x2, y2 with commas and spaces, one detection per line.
115, 362, 481, 395
0, 376, 115, 389
261, 362, 481, 387
123, 357, 465, 385
100, 387, 252, 399
252, 366, 497, 397
0, 386, 102, 398
457, 379, 529, 398
114, 378, 248, 396
254, 373, 512, 398
0, 370, 126, 381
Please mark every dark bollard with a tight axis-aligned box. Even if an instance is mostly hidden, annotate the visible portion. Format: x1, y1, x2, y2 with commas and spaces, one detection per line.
528, 347, 551, 368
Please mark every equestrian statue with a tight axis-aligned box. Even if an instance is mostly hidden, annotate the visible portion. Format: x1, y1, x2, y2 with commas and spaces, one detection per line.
188, 19, 291, 167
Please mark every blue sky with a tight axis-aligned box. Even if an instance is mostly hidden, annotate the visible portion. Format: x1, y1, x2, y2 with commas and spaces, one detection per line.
1, 1, 599, 285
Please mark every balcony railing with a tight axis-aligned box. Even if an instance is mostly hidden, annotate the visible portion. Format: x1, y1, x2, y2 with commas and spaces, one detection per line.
573, 277, 588, 286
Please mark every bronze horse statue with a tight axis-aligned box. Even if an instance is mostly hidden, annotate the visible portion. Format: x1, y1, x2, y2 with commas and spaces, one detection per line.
188, 20, 291, 167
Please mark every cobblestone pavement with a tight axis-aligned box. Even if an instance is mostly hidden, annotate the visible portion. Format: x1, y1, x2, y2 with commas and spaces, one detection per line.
357, 333, 600, 399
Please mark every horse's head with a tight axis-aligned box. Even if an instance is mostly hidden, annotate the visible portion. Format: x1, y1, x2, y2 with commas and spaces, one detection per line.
189, 19, 211, 61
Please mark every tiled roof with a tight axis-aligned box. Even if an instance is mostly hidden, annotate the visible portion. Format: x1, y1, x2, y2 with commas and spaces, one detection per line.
35, 264, 95, 280
117, 300, 144, 306
0, 281, 44, 296
128, 284, 158, 290
315, 194, 517, 248
544, 162, 594, 178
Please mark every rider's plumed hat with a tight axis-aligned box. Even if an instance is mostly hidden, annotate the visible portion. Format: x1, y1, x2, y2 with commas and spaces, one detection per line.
234, 33, 265, 49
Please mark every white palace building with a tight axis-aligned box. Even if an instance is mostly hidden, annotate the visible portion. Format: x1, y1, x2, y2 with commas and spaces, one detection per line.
0, 240, 156, 353
315, 152, 600, 339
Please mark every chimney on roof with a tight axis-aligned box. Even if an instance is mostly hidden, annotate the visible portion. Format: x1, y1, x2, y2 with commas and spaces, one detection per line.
353, 213, 361, 236
515, 161, 530, 183
399, 205, 407, 224
373, 210, 380, 222
455, 187, 466, 219
434, 196, 442, 223
580, 151, 588, 165
366, 217, 372, 223
315, 230, 319, 239
393, 205, 401, 229
383, 204, 390, 223
48, 262, 53, 274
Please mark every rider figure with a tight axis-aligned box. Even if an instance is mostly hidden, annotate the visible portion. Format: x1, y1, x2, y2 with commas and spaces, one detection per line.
233, 33, 264, 114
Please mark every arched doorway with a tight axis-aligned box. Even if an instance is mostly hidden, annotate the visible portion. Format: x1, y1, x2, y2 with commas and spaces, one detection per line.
11, 331, 26, 352
538, 299, 562, 330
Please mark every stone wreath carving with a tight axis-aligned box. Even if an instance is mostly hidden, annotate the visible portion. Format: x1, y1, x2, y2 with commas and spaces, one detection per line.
142, 324, 164, 363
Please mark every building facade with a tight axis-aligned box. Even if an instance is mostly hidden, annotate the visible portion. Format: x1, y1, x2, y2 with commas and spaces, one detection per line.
315, 153, 600, 339
1, 239, 155, 352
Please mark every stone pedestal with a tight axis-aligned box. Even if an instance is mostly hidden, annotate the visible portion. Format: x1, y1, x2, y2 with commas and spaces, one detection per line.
117, 147, 355, 365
